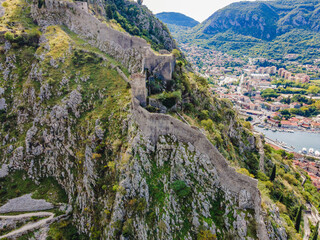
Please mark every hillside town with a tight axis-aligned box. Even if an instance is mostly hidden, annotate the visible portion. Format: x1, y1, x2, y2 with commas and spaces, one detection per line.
294, 160, 320, 190
212, 63, 320, 130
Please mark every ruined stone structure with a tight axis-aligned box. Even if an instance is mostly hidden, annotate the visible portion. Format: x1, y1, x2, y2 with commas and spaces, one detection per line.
131, 73, 147, 107
74, 1, 88, 13
31, 0, 175, 80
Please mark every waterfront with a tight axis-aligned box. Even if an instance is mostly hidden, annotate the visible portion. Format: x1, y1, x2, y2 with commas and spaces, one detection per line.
255, 127, 320, 153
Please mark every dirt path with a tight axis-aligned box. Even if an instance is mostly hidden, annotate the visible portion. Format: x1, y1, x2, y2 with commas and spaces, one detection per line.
0, 212, 54, 239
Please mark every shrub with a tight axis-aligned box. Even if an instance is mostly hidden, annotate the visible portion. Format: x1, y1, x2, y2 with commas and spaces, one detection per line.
283, 173, 299, 186
4, 32, 15, 42
197, 230, 217, 239
171, 180, 191, 199
158, 91, 181, 109
257, 171, 269, 181
122, 219, 133, 237
201, 119, 214, 132
237, 168, 254, 178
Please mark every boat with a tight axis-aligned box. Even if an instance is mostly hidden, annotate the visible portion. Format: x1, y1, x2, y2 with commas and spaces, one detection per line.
302, 148, 307, 154
315, 151, 320, 157
258, 124, 264, 128
272, 129, 277, 132
288, 130, 294, 133
309, 148, 315, 155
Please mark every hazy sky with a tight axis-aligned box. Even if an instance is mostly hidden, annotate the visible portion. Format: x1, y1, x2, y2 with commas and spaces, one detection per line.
143, 0, 254, 23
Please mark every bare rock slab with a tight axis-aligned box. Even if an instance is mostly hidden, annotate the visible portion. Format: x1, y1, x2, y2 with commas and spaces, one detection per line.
0, 164, 8, 178
0, 194, 54, 213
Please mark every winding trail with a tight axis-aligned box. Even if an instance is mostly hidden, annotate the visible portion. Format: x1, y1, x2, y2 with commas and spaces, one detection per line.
0, 212, 54, 239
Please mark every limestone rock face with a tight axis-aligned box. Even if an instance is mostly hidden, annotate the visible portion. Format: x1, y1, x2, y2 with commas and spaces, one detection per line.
0, 194, 54, 213
102, 133, 258, 239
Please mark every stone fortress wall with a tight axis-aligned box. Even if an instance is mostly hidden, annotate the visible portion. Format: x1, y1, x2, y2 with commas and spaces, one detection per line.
130, 74, 269, 239
31, 0, 175, 80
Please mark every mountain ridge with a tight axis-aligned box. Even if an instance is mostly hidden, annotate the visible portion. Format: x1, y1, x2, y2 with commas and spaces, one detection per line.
156, 12, 199, 28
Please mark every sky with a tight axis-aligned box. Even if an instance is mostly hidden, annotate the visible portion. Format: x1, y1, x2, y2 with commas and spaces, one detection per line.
143, 0, 254, 23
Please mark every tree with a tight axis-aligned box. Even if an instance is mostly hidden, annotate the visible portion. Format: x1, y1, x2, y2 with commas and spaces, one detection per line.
315, 100, 320, 110
312, 221, 319, 240
261, 88, 279, 99
295, 206, 302, 232
137, 0, 143, 5
246, 116, 253, 121
105, 5, 113, 19
308, 86, 320, 95
270, 165, 276, 181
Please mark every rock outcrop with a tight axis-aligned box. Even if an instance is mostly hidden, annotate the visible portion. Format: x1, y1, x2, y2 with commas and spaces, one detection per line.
0, 194, 54, 213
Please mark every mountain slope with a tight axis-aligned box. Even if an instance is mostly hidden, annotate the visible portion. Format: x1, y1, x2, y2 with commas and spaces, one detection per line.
197, 0, 320, 41
0, 0, 266, 238
156, 12, 199, 28
201, 2, 279, 40
1, 0, 320, 239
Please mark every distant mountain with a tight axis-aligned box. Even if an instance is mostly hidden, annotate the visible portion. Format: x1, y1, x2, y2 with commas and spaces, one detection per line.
197, 0, 320, 41
174, 0, 320, 61
156, 12, 199, 28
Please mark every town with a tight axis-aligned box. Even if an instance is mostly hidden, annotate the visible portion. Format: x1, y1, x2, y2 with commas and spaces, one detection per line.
181, 42, 320, 192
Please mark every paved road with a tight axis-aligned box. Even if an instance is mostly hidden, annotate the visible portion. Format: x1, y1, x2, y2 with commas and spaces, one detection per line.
0, 212, 54, 239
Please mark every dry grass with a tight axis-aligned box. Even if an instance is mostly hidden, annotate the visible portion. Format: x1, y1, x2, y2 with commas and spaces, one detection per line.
42, 25, 72, 59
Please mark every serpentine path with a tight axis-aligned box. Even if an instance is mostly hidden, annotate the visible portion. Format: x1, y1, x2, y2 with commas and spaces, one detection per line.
0, 212, 54, 239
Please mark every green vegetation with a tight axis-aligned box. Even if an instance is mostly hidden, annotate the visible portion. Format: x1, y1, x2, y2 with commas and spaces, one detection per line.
103, 0, 175, 51
261, 89, 279, 100
171, 180, 191, 198
270, 165, 276, 181
157, 90, 182, 109
0, 170, 67, 205
294, 205, 302, 232
312, 221, 319, 240
47, 220, 88, 240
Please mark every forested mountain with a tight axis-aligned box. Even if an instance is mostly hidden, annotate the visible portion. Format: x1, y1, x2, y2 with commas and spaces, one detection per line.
174, 0, 320, 60
156, 12, 199, 28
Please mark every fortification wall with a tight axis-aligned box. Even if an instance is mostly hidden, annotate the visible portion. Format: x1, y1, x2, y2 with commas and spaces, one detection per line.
31, 0, 175, 80
128, 72, 268, 239
131, 97, 268, 239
